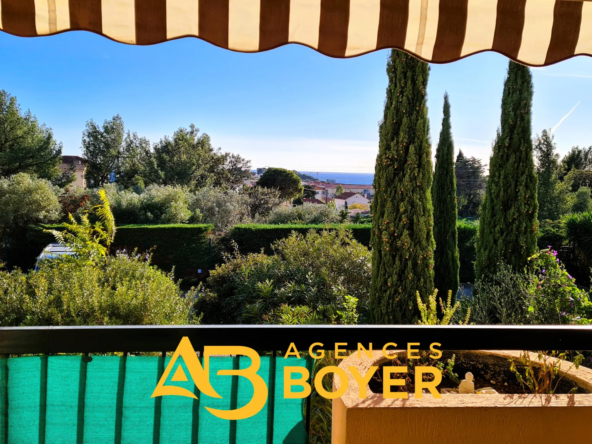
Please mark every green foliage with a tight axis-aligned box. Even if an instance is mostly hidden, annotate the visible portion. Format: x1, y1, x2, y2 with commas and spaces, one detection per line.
432, 93, 459, 298
82, 115, 126, 187
476, 61, 538, 279
526, 248, 591, 325
0, 90, 62, 179
563, 211, 592, 272
535, 130, 573, 220
537, 219, 565, 250
509, 351, 584, 394
197, 229, 370, 324
457, 219, 478, 283
455, 150, 486, 219
188, 187, 251, 232
573, 187, 592, 213
463, 250, 592, 325
0, 173, 61, 238
563, 169, 592, 192
371, 50, 435, 324
462, 262, 532, 325
266, 203, 344, 225
0, 253, 196, 326
335, 184, 344, 196
144, 125, 251, 191
257, 168, 304, 200
46, 189, 116, 262
244, 186, 283, 219
560, 146, 592, 178
416, 289, 469, 325
228, 223, 372, 255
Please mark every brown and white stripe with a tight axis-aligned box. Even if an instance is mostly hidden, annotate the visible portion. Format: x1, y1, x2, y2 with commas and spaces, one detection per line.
0, 0, 590, 66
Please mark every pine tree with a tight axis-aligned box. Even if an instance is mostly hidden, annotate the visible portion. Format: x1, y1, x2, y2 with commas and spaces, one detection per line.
432, 94, 459, 299
535, 129, 572, 220
476, 61, 538, 280
371, 51, 434, 324
455, 150, 486, 218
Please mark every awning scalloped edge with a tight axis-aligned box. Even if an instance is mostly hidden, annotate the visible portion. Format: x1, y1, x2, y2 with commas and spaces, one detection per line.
0, 0, 591, 67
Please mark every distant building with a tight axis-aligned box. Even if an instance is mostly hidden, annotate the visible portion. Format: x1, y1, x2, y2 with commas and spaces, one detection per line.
60, 156, 87, 187
334, 192, 369, 209
305, 182, 374, 199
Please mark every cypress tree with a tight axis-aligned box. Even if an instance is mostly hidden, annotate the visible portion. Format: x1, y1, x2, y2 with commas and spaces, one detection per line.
371, 51, 434, 324
476, 61, 538, 280
432, 94, 459, 299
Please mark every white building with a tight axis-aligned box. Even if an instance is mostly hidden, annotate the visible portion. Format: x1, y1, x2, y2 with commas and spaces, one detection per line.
334, 192, 370, 209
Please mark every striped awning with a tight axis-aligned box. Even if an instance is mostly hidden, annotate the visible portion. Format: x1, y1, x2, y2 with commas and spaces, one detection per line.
0, 0, 590, 66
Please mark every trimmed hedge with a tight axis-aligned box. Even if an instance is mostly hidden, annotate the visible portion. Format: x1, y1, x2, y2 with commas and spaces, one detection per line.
457, 220, 478, 283
7, 224, 216, 280
229, 224, 372, 254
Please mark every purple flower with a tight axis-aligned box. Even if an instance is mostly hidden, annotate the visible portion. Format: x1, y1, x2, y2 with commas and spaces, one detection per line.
568, 274, 573, 279
542, 269, 546, 274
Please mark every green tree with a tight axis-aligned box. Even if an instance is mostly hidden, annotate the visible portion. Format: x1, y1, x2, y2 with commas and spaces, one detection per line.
573, 187, 592, 213
476, 62, 538, 279
82, 115, 125, 187
257, 167, 303, 200
0, 173, 61, 240
455, 150, 486, 218
144, 125, 251, 191
116, 132, 151, 189
370, 51, 435, 324
534, 130, 572, 220
560, 146, 592, 178
432, 93, 459, 298
335, 184, 345, 196
0, 90, 62, 179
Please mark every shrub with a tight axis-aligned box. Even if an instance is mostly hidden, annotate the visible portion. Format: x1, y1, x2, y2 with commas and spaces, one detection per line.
460, 262, 532, 325
197, 229, 370, 324
573, 187, 592, 213
0, 254, 197, 326
228, 224, 372, 255
457, 219, 478, 283
525, 248, 591, 325
0, 173, 61, 238
266, 203, 344, 225
189, 187, 251, 232
563, 211, 592, 271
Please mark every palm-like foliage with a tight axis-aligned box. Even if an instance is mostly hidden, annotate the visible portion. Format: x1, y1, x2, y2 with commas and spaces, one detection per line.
46, 189, 116, 262
563, 211, 592, 267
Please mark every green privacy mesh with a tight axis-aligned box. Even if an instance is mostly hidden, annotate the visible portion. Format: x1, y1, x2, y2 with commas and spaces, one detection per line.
0, 355, 310, 444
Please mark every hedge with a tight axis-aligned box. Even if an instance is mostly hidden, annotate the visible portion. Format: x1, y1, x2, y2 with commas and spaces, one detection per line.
228, 224, 372, 254
7, 224, 216, 280
457, 220, 478, 283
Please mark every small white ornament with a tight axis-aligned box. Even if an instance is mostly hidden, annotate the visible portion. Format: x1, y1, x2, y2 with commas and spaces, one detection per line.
459, 372, 475, 394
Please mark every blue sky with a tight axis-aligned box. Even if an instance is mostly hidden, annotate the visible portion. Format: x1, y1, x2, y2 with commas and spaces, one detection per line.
1, 31, 591, 173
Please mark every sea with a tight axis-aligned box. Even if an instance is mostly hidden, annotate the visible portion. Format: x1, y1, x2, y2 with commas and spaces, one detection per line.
297, 171, 374, 185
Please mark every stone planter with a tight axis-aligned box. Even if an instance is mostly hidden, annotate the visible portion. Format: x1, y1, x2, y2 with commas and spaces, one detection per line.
333, 350, 592, 444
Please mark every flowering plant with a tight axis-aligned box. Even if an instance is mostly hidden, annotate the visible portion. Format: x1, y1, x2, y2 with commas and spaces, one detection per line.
526, 248, 592, 324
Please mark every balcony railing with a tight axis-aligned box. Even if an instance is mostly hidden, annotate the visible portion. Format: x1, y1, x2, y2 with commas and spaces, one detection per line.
0, 325, 591, 444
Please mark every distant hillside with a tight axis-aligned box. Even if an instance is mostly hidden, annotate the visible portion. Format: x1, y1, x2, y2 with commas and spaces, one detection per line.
295, 171, 317, 181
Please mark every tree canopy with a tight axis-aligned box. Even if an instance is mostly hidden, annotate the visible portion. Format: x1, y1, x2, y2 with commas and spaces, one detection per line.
0, 90, 62, 180
257, 168, 303, 200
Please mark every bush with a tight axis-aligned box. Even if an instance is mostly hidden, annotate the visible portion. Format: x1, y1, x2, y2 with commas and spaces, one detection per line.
461, 250, 592, 325
0, 253, 197, 326
526, 248, 591, 324
266, 203, 345, 225
228, 223, 372, 254
461, 262, 532, 325
457, 220, 478, 283
573, 187, 592, 213
196, 229, 371, 324
563, 211, 592, 271
189, 187, 251, 232
0, 173, 61, 237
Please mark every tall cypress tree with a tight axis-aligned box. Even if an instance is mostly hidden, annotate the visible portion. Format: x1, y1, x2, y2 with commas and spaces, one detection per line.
432, 94, 459, 299
371, 51, 434, 324
476, 61, 538, 280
